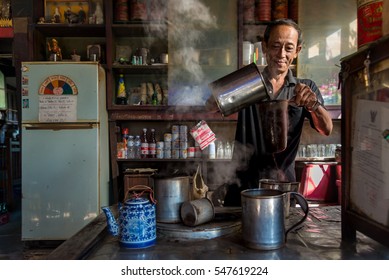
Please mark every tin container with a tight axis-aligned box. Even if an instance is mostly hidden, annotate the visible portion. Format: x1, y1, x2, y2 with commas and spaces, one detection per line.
357, 0, 383, 48
164, 133, 172, 142
164, 149, 171, 159
180, 198, 215, 226
154, 176, 190, 223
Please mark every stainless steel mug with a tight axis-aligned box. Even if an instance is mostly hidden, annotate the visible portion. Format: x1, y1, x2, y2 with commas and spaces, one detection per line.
180, 198, 215, 226
241, 189, 309, 250
259, 180, 292, 217
208, 63, 269, 117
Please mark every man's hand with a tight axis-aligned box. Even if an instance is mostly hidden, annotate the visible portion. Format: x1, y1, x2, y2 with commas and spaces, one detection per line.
293, 83, 320, 112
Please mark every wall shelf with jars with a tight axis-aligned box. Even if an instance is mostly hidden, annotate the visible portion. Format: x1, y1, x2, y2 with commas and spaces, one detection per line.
110, 0, 241, 202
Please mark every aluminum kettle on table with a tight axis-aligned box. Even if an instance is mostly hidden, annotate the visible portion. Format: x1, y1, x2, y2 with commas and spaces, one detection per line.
101, 185, 157, 249
241, 188, 309, 250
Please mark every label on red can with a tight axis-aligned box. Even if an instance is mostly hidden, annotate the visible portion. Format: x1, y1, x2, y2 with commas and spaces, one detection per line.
357, 0, 383, 48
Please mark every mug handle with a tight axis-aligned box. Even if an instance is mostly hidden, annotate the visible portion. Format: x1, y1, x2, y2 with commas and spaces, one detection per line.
285, 192, 309, 236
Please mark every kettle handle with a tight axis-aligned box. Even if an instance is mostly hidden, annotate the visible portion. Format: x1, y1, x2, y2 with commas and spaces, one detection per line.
285, 192, 309, 236
124, 185, 157, 204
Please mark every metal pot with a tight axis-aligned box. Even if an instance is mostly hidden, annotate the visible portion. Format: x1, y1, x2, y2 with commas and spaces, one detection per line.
154, 176, 190, 223
241, 188, 309, 250
208, 63, 269, 117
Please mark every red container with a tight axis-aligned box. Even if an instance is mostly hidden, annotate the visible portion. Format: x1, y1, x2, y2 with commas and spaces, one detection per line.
256, 0, 271, 22
357, 0, 383, 48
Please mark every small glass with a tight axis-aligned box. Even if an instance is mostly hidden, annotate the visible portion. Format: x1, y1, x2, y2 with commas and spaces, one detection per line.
216, 141, 224, 159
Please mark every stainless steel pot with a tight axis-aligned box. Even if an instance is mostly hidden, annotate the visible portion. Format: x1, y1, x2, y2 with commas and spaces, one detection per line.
208, 63, 269, 117
241, 189, 309, 250
154, 176, 190, 223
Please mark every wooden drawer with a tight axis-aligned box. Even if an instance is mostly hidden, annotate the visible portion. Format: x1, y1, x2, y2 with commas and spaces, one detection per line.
123, 174, 154, 195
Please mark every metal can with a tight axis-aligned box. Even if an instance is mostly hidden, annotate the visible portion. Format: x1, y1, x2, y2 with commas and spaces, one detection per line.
357, 0, 383, 48
172, 140, 180, 149
164, 148, 171, 159
164, 133, 172, 142
188, 147, 195, 158
180, 141, 188, 150
157, 141, 164, 149
172, 149, 180, 159
180, 149, 188, 159
164, 141, 172, 150
171, 125, 180, 134
156, 148, 164, 159
172, 133, 180, 142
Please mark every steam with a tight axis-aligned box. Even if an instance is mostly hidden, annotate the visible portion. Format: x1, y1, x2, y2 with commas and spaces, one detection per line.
167, 0, 218, 105
210, 141, 256, 188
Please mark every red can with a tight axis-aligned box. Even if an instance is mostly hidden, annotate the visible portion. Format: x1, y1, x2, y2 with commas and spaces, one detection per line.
357, 0, 383, 48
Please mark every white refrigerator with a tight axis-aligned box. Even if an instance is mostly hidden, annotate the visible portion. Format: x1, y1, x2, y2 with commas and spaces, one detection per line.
21, 62, 110, 240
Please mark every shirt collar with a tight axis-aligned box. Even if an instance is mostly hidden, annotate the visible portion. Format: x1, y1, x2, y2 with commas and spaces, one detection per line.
262, 67, 296, 86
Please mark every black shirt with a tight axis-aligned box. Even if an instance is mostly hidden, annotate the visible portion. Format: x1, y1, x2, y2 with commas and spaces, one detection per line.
232, 68, 324, 187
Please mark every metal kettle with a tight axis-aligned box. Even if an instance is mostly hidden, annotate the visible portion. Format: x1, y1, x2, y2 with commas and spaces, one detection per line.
101, 185, 157, 249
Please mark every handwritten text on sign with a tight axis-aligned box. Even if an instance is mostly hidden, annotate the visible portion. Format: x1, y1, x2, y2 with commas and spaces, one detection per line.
39, 95, 77, 122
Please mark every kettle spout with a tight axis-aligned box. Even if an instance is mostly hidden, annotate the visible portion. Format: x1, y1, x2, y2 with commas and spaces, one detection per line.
101, 206, 119, 237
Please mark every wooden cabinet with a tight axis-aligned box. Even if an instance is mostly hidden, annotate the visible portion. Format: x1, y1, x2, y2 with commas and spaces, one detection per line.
340, 35, 389, 247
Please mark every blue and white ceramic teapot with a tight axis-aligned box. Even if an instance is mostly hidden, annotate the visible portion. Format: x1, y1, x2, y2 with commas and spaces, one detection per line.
101, 185, 157, 249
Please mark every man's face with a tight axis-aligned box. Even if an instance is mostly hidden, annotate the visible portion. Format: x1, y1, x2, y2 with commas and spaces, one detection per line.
262, 25, 301, 74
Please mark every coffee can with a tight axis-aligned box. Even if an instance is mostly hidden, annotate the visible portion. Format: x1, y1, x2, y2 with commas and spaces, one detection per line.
180, 149, 188, 159
156, 148, 164, 159
157, 141, 164, 149
164, 148, 171, 159
164, 133, 172, 142
188, 147, 195, 158
164, 141, 172, 150
172, 148, 180, 159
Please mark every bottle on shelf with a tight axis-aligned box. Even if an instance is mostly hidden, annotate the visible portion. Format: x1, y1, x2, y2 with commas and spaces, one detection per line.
122, 128, 129, 144
216, 141, 224, 159
134, 135, 141, 159
140, 128, 149, 159
116, 74, 127, 105
152, 90, 158, 105
127, 135, 135, 159
148, 128, 157, 158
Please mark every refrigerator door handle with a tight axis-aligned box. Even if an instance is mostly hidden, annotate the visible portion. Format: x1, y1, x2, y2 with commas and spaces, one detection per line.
22, 123, 98, 130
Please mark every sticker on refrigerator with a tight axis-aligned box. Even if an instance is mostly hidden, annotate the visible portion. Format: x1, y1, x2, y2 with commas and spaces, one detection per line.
22, 98, 29, 108
38, 75, 78, 122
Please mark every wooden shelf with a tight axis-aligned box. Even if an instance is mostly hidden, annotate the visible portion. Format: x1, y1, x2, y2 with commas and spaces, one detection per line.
112, 64, 168, 74
33, 23, 105, 37
112, 22, 167, 37
108, 106, 238, 121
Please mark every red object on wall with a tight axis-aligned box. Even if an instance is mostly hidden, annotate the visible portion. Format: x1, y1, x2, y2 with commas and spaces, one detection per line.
300, 163, 337, 202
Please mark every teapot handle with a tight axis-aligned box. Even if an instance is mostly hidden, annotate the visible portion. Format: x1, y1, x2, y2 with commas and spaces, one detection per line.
285, 192, 309, 236
124, 185, 157, 204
